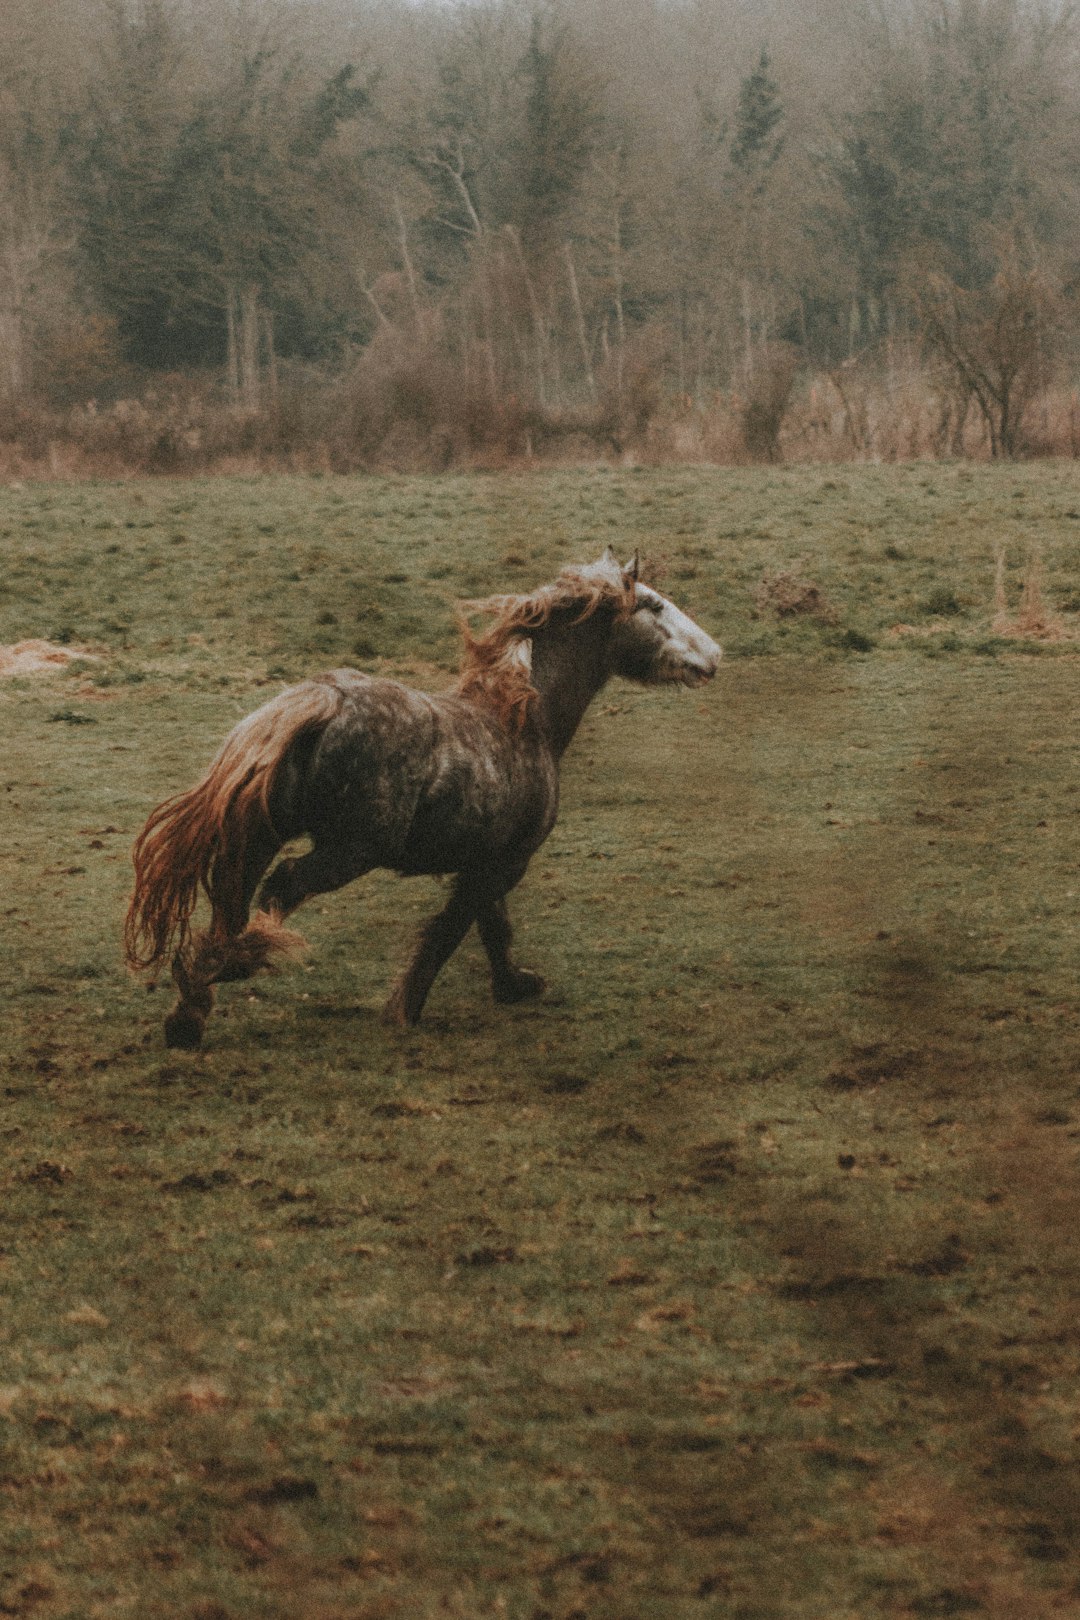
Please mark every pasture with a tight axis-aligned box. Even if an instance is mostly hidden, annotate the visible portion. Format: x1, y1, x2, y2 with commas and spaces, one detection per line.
2, 464, 1079, 1619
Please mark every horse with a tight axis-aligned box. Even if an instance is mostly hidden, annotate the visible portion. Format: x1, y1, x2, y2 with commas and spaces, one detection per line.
124, 548, 720, 1048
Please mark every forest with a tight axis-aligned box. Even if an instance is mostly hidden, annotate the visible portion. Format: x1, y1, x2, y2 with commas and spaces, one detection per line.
2, 0, 1080, 470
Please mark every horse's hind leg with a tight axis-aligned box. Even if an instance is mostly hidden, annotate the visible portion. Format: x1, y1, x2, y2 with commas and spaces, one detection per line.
164, 951, 216, 1051
476, 895, 545, 1005
163, 823, 284, 1051
164, 838, 367, 1051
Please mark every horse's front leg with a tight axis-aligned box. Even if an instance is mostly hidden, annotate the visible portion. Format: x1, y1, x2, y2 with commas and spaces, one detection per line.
476, 895, 545, 1005
383, 878, 479, 1027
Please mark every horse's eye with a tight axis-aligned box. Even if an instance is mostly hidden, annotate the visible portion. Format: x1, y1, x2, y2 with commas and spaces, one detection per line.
635, 597, 663, 615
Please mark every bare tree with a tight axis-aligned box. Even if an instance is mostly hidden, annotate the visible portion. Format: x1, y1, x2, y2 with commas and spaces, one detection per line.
918, 263, 1059, 457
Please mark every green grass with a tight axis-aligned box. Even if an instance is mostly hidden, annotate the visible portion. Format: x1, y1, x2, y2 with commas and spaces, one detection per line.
2, 464, 1080, 1618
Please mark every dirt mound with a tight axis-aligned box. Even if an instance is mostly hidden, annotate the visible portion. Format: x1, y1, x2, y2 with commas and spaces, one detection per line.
753, 570, 837, 621
0, 639, 102, 677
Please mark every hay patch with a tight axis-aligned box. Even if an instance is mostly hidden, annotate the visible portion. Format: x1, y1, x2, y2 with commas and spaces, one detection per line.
0, 640, 103, 677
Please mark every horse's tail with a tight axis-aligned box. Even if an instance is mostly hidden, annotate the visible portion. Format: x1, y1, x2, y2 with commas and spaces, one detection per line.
124, 678, 343, 976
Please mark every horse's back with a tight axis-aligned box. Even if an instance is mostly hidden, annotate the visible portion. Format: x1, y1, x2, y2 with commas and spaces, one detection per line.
300, 669, 557, 875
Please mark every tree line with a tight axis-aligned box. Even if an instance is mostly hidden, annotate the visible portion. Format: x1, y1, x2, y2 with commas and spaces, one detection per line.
2, 0, 1079, 467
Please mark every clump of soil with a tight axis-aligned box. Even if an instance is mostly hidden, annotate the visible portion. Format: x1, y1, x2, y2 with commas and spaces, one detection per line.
754, 570, 837, 621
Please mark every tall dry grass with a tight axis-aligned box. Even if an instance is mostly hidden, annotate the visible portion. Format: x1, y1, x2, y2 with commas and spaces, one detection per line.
992, 542, 1065, 640
3, 345, 1080, 479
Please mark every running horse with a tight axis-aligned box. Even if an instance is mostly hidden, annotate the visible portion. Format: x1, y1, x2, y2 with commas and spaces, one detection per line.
124, 549, 720, 1047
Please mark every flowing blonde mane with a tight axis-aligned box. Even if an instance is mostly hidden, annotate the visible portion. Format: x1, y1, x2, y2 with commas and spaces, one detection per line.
455, 565, 636, 727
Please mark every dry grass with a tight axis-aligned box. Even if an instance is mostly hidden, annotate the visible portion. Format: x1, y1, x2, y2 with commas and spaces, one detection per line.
5, 354, 1080, 479
992, 543, 1066, 640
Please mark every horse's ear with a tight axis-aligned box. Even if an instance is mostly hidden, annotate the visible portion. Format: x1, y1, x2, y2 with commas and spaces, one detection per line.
601, 545, 620, 570
623, 552, 640, 583
508, 637, 533, 676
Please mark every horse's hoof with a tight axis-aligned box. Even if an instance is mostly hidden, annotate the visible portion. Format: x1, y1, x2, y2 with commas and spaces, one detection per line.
493, 969, 546, 1004
381, 993, 419, 1028
164, 1008, 205, 1049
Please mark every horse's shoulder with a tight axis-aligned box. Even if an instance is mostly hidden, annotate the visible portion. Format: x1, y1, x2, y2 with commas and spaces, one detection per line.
430, 688, 533, 744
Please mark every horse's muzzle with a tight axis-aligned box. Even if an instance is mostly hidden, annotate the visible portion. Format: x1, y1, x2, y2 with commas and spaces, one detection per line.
680, 649, 721, 687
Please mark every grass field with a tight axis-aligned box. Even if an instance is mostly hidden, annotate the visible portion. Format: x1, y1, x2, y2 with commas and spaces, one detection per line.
2, 464, 1080, 1619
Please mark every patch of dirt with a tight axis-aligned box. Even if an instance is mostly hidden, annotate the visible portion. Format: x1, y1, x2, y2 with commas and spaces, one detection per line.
753, 570, 837, 621
0, 639, 103, 676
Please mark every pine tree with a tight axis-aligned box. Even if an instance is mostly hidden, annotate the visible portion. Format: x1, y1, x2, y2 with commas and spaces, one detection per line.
171, 49, 370, 402
726, 47, 787, 377
514, 15, 603, 263
74, 0, 192, 368
730, 49, 784, 184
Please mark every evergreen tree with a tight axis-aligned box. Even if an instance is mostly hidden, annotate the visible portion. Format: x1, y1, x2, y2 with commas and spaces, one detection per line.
75, 6, 370, 389
829, 0, 1078, 344
725, 47, 788, 375
74, 0, 192, 367
514, 15, 603, 263
730, 48, 784, 183
171, 48, 370, 399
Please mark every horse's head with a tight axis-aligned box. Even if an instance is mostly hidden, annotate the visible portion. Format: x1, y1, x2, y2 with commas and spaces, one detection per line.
588, 551, 720, 688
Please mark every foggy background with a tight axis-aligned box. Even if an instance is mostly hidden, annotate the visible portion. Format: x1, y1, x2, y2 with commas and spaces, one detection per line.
2, 0, 1078, 468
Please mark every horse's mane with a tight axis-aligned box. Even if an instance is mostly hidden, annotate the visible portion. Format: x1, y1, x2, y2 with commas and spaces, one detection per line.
455, 564, 636, 728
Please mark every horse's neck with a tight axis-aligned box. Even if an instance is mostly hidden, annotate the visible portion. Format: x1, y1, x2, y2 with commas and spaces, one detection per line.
529, 622, 612, 757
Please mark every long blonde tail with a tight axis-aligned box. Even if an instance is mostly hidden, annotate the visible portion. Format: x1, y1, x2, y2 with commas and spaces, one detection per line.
124, 678, 342, 975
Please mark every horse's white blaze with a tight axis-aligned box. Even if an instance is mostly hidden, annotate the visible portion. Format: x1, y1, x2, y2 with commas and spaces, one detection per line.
636, 585, 721, 686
